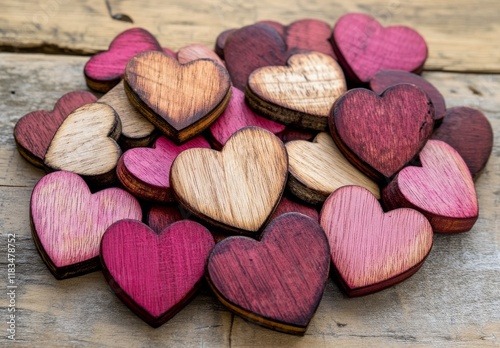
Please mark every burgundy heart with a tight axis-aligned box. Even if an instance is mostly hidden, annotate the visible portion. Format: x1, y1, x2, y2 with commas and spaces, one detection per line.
285, 19, 336, 59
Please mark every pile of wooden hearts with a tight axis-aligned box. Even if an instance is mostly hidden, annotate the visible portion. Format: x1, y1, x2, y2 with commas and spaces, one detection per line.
14, 13, 493, 334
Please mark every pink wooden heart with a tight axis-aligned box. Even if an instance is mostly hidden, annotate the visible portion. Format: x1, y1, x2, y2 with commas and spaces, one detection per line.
14, 91, 97, 168
320, 186, 433, 297
101, 219, 215, 327
207, 213, 329, 334
30, 171, 142, 279
331, 13, 428, 84
269, 196, 319, 222
117, 135, 211, 203
84, 28, 162, 92
383, 140, 479, 233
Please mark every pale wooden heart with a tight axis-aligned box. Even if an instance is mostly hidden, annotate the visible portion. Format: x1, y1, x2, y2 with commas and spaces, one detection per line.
44, 102, 121, 185
286, 132, 380, 204
171, 127, 288, 234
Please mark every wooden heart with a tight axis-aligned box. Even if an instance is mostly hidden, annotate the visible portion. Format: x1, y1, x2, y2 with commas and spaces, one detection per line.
208, 87, 285, 149
320, 186, 433, 297
286, 132, 380, 204
370, 70, 446, 125
117, 135, 211, 203
207, 213, 330, 334
177, 43, 225, 66
171, 127, 288, 234
431, 107, 493, 179
101, 219, 214, 327
124, 51, 231, 143
44, 102, 122, 186
270, 195, 319, 222
330, 85, 434, 181
285, 19, 336, 59
247, 52, 346, 131
215, 28, 236, 58
331, 13, 428, 84
84, 28, 162, 92
30, 171, 142, 279
14, 91, 97, 168
147, 205, 185, 234
382, 140, 479, 233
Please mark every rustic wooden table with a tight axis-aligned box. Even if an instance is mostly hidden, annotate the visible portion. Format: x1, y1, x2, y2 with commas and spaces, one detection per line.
1, 0, 499, 346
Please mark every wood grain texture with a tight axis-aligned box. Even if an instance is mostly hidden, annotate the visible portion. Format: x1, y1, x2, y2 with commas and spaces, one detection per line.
246, 52, 346, 131
147, 204, 185, 233
100, 219, 215, 327
124, 51, 231, 143
431, 106, 494, 180
370, 70, 446, 125
171, 127, 288, 234
207, 213, 330, 334
286, 132, 380, 204
117, 135, 211, 203
44, 102, 122, 186
99, 80, 157, 149
13, 90, 97, 168
269, 195, 319, 222
320, 186, 433, 297
330, 85, 434, 182
177, 43, 225, 66
30, 171, 142, 279
383, 140, 479, 233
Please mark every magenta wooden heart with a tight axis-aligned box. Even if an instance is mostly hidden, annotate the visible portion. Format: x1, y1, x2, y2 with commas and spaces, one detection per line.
320, 186, 433, 297
117, 135, 210, 203
383, 140, 479, 233
30, 171, 142, 279
14, 91, 97, 168
331, 13, 428, 84
330, 85, 434, 181
84, 28, 162, 92
207, 213, 329, 334
101, 219, 215, 327
208, 87, 285, 149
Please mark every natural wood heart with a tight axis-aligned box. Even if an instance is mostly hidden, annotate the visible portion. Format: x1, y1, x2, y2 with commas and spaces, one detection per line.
206, 213, 330, 334
170, 127, 288, 234
247, 52, 346, 131
44, 102, 122, 186
124, 51, 231, 143
286, 132, 380, 204
320, 186, 433, 297
30, 171, 142, 279
383, 140, 479, 233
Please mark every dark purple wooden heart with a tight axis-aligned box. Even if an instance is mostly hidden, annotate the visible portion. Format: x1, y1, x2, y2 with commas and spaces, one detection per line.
147, 205, 184, 234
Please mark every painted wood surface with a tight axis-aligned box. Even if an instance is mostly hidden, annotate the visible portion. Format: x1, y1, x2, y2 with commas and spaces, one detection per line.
270, 195, 319, 222
246, 52, 346, 131
330, 85, 434, 182
30, 171, 142, 279
171, 127, 288, 234
286, 132, 380, 204
177, 43, 225, 66
13, 90, 97, 168
207, 213, 330, 334
100, 219, 214, 327
320, 186, 433, 297
383, 140, 479, 233
124, 51, 231, 143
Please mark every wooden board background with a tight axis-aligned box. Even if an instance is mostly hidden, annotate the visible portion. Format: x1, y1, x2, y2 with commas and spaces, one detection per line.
0, 0, 499, 346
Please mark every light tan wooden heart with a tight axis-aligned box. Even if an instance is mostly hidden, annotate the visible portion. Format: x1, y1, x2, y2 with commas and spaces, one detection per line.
44, 102, 121, 185
286, 132, 380, 204
170, 127, 288, 234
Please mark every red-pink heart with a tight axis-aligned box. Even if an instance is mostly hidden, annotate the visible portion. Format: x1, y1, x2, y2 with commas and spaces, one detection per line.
100, 219, 215, 327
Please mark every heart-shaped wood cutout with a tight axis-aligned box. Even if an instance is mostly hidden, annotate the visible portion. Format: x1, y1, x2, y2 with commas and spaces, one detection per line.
320, 186, 433, 297
431, 107, 493, 180
270, 195, 319, 222
331, 13, 428, 84
30, 171, 142, 279
383, 140, 479, 233
117, 135, 211, 203
44, 102, 122, 186
285, 19, 336, 59
330, 85, 434, 181
207, 213, 330, 334
124, 51, 231, 143
101, 219, 214, 327
84, 27, 162, 92
177, 43, 225, 66
215, 28, 236, 58
147, 205, 185, 234
14, 91, 97, 168
286, 132, 380, 204
247, 52, 346, 131
171, 127, 288, 234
